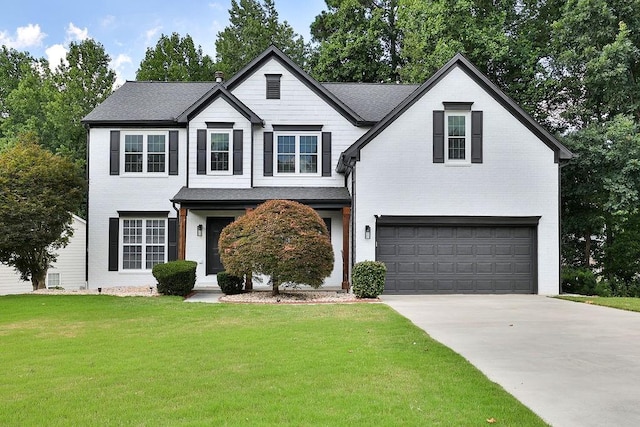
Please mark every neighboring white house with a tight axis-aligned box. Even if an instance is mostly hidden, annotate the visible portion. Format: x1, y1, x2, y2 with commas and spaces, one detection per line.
0, 215, 86, 295
82, 46, 571, 295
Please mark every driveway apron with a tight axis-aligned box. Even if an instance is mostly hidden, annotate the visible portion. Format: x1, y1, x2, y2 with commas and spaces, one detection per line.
381, 295, 640, 427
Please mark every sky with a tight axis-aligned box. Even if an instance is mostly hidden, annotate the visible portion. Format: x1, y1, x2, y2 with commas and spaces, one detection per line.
0, 0, 327, 85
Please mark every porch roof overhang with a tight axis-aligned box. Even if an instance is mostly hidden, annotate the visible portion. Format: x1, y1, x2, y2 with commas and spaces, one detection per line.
171, 186, 352, 210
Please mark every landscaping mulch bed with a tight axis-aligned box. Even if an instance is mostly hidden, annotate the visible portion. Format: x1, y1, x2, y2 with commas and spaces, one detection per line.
218, 290, 380, 304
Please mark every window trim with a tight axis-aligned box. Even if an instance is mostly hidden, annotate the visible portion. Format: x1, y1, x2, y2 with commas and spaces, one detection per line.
445, 111, 471, 165
121, 131, 169, 175
207, 129, 233, 175
274, 132, 321, 176
120, 218, 167, 272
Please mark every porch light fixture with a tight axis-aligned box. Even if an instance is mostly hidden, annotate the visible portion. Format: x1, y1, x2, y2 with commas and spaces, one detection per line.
365, 225, 371, 239
197, 224, 203, 237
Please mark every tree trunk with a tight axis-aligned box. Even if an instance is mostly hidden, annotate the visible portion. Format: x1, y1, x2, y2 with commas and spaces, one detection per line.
31, 270, 47, 291
272, 277, 280, 296
584, 231, 591, 268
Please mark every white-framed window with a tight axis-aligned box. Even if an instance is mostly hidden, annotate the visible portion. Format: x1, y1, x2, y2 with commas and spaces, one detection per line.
445, 111, 471, 163
47, 272, 60, 288
122, 219, 166, 270
208, 131, 231, 174
123, 132, 167, 174
275, 133, 319, 175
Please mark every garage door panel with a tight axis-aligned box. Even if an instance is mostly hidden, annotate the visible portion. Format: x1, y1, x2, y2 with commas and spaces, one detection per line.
378, 224, 535, 294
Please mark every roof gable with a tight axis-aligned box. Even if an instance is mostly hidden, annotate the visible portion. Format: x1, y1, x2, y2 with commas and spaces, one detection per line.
224, 45, 367, 126
339, 53, 572, 168
177, 84, 263, 124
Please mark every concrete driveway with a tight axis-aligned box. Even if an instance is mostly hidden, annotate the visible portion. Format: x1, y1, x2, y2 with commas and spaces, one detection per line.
381, 295, 640, 427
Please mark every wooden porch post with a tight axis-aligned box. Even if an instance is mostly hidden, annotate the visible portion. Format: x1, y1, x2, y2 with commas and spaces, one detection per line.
178, 208, 187, 260
342, 207, 351, 290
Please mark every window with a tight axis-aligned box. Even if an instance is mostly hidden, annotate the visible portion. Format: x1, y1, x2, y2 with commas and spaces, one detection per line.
123, 133, 167, 173
210, 132, 230, 172
446, 112, 470, 162
122, 219, 165, 270
47, 272, 60, 288
276, 134, 319, 174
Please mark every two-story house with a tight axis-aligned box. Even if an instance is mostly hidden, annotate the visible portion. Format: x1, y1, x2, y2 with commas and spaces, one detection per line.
83, 46, 571, 294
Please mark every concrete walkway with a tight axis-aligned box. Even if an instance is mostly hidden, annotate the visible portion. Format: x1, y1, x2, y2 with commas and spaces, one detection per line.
380, 295, 640, 427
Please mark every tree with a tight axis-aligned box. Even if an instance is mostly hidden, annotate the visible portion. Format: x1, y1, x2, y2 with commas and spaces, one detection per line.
0, 135, 85, 290
561, 116, 640, 281
0, 46, 36, 122
547, 0, 640, 128
218, 200, 334, 296
48, 39, 115, 167
136, 33, 216, 81
309, 0, 402, 82
215, 0, 306, 77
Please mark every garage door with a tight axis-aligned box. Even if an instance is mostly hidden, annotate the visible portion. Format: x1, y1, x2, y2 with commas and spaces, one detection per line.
377, 224, 536, 294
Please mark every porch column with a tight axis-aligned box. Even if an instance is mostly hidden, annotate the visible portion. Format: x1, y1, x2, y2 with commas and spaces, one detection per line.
342, 207, 351, 290
244, 207, 253, 291
178, 208, 187, 260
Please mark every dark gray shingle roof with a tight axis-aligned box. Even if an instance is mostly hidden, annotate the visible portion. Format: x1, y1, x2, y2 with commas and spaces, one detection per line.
82, 81, 215, 123
172, 186, 351, 208
322, 83, 420, 122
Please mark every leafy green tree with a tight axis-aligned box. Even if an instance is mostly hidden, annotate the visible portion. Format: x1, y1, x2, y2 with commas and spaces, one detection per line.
547, 0, 640, 128
0, 46, 36, 122
215, 0, 306, 77
136, 33, 216, 81
0, 60, 56, 148
219, 200, 334, 296
0, 135, 85, 290
48, 39, 115, 166
309, 0, 402, 82
561, 116, 640, 281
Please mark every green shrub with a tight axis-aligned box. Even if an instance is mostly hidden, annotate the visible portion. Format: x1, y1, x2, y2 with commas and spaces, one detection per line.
352, 261, 387, 298
561, 266, 597, 295
606, 278, 640, 297
152, 260, 197, 297
217, 271, 244, 295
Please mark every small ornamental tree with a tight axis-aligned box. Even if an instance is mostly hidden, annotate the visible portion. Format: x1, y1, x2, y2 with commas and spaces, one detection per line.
219, 199, 334, 296
0, 135, 85, 290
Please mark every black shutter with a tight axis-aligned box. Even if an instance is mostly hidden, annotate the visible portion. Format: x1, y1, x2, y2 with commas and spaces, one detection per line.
233, 129, 243, 175
108, 218, 119, 271
433, 111, 444, 163
322, 132, 332, 177
197, 129, 206, 174
167, 218, 178, 261
471, 111, 483, 163
169, 130, 179, 175
264, 132, 273, 176
110, 131, 120, 175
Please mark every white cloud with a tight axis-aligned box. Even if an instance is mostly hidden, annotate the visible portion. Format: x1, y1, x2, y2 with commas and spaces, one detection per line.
111, 53, 133, 87
66, 22, 89, 42
145, 25, 162, 45
208, 2, 225, 12
101, 15, 116, 28
45, 44, 68, 71
0, 23, 46, 49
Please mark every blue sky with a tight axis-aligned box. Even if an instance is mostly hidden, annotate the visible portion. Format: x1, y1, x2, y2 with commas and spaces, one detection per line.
0, 0, 326, 84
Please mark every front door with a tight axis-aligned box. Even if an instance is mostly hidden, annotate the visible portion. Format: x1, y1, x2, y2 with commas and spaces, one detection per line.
206, 217, 235, 275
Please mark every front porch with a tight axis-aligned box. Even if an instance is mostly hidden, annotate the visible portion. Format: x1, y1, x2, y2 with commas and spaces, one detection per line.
171, 186, 352, 290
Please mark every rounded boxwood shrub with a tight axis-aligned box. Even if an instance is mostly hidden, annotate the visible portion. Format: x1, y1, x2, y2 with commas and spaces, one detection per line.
352, 261, 387, 298
152, 260, 197, 297
217, 271, 244, 295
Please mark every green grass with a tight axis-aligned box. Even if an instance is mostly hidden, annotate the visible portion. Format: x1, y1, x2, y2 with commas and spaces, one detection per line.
557, 295, 640, 313
0, 295, 546, 426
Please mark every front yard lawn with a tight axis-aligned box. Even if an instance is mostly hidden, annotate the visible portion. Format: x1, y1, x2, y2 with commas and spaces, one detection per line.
0, 295, 546, 426
557, 295, 640, 313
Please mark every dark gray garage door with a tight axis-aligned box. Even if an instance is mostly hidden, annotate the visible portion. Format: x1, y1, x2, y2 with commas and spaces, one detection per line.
377, 225, 536, 294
